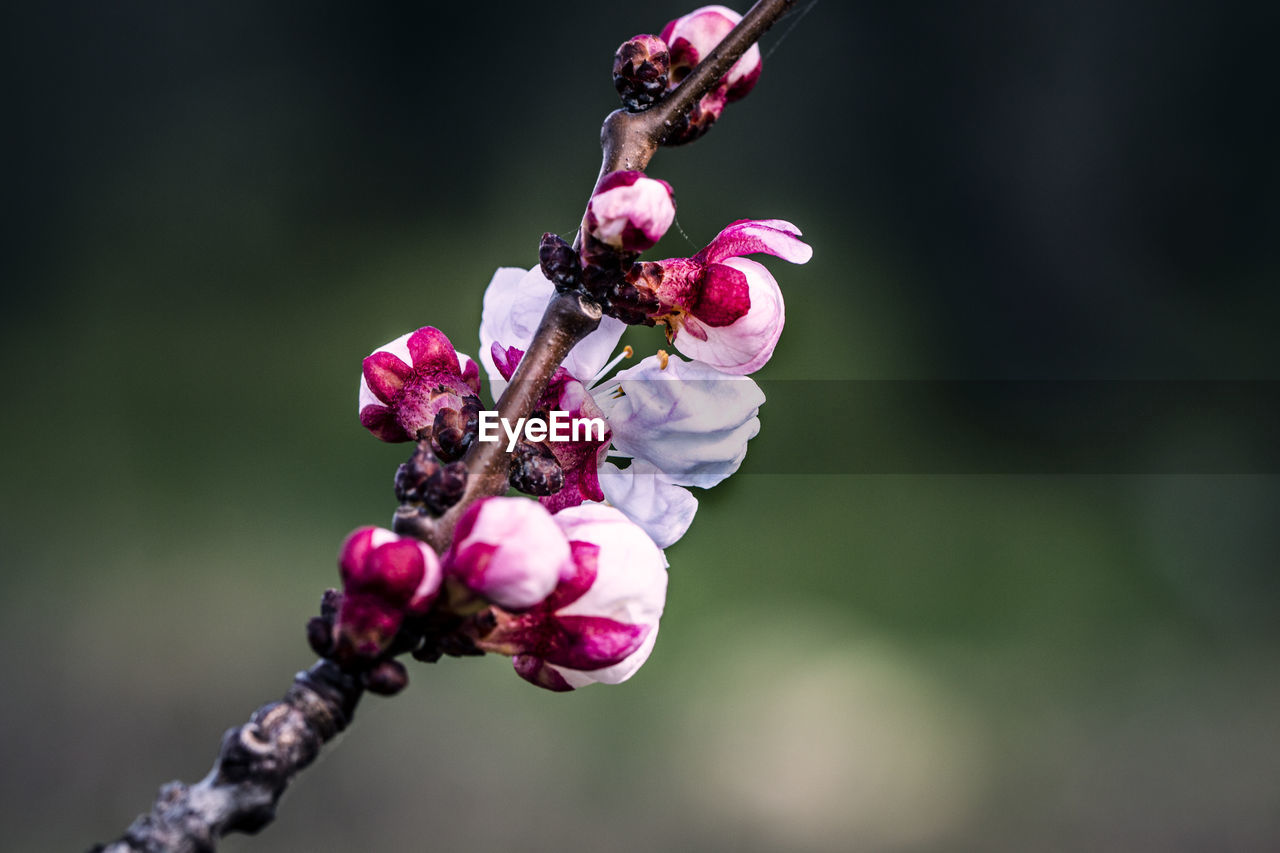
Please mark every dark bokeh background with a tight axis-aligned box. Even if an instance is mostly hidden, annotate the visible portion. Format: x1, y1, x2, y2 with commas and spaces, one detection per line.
3, 2, 1278, 851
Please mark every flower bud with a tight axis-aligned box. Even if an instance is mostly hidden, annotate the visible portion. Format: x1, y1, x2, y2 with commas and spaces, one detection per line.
509, 439, 565, 497
358, 327, 481, 443
538, 232, 582, 292
443, 497, 572, 611
661, 5, 762, 101
430, 397, 480, 462
334, 527, 443, 663
657, 5, 762, 144
394, 444, 468, 516
584, 171, 676, 255
362, 659, 410, 696
613, 34, 670, 110
479, 505, 668, 692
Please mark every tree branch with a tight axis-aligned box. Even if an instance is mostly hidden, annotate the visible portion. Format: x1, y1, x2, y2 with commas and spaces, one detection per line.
95, 2, 798, 849
93, 661, 361, 853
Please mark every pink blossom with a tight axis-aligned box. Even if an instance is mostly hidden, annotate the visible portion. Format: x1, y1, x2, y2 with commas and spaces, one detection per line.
584, 170, 676, 254
627, 219, 811, 374
358, 327, 481, 442
480, 505, 668, 691
335, 527, 442, 660
443, 497, 572, 612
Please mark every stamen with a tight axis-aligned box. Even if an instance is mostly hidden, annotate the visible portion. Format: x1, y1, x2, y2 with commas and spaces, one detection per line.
656, 349, 670, 370
589, 345, 634, 387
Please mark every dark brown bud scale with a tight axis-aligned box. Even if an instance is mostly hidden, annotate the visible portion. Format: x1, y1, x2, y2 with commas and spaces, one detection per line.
362, 660, 409, 696
508, 439, 564, 496
539, 232, 583, 292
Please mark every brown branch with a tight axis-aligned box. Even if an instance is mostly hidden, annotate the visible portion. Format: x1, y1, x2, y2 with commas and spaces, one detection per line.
95, 3, 799, 850
92, 661, 361, 853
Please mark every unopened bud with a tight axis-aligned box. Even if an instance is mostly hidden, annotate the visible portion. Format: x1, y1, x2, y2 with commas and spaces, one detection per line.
442, 497, 570, 611
394, 441, 440, 503
430, 397, 480, 462
613, 34, 670, 110
661, 6, 762, 101
423, 460, 468, 515
334, 527, 443, 664
509, 439, 564, 496
306, 616, 334, 657
584, 170, 676, 254
539, 232, 582, 292
362, 659, 409, 696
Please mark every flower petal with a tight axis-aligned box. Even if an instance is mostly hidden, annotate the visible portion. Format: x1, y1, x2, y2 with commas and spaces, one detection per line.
597, 354, 764, 486
406, 327, 463, 375
480, 265, 627, 398
362, 350, 412, 404
700, 219, 813, 266
444, 497, 571, 611
672, 257, 784, 374
598, 460, 698, 549
690, 260, 750, 327
550, 628, 661, 688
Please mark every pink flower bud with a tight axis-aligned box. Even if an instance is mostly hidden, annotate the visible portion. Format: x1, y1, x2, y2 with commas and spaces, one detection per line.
584, 171, 676, 254
480, 505, 668, 692
358, 326, 481, 443
660, 5, 762, 101
443, 497, 572, 611
335, 527, 442, 661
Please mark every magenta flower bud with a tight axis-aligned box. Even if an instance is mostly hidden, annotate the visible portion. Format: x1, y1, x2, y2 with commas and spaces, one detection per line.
613, 34, 670, 110
443, 497, 572, 612
358, 326, 481, 443
660, 5, 762, 101
479, 505, 668, 692
335, 527, 443, 661
584, 170, 676, 254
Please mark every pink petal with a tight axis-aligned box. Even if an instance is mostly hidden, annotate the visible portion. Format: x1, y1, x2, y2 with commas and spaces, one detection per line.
672, 257, 783, 374
700, 219, 813, 265
540, 616, 650, 671
338, 527, 378, 581
690, 261, 750, 327
359, 404, 410, 442
459, 355, 481, 395
405, 326, 461, 375
362, 351, 412, 404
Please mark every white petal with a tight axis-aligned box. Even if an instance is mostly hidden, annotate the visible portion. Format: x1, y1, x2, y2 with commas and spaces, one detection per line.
479, 265, 626, 399
597, 355, 764, 488
598, 460, 698, 549
673, 257, 784, 375
553, 503, 668, 624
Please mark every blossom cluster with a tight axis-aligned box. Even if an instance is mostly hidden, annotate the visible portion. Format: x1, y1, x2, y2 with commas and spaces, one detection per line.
322, 5, 812, 694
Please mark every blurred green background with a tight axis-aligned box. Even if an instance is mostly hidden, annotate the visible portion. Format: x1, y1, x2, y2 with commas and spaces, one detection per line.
3, 2, 1278, 851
